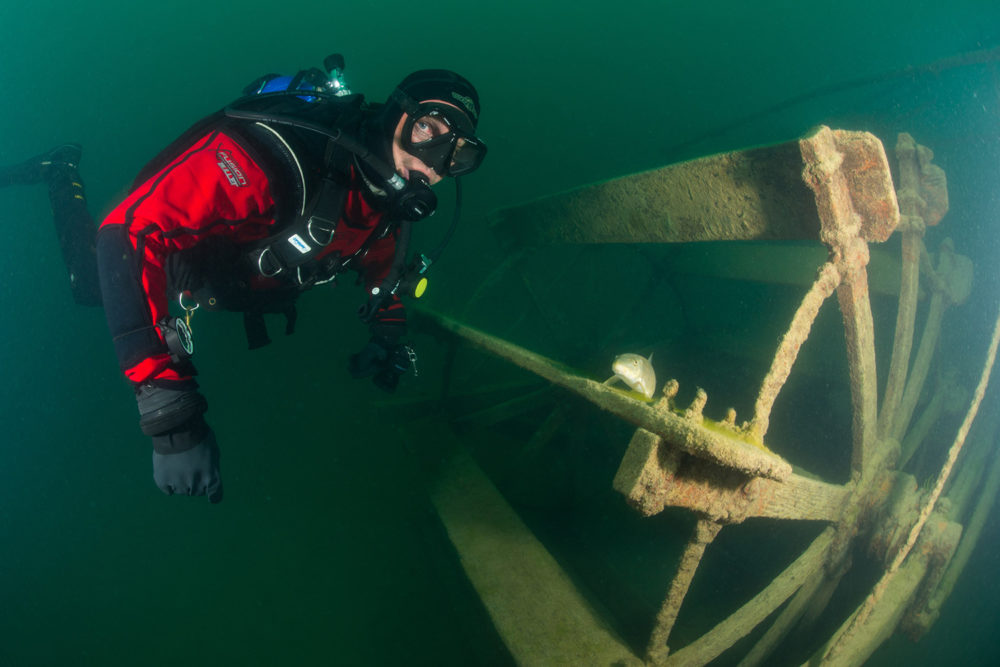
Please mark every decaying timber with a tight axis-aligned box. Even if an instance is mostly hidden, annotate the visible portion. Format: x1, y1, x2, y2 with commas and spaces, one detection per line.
489, 127, 896, 248
405, 125, 999, 665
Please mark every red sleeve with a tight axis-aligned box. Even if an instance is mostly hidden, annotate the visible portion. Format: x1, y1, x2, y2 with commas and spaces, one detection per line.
101, 130, 276, 383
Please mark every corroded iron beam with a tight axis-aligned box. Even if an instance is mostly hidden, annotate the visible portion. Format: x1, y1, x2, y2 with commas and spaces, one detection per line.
489, 126, 897, 247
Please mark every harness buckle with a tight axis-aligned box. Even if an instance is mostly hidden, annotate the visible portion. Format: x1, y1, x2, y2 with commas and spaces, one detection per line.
256, 247, 283, 277
178, 290, 200, 314
307, 215, 337, 246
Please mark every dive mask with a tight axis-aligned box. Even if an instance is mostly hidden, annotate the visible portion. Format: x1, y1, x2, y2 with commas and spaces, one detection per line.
393, 90, 487, 177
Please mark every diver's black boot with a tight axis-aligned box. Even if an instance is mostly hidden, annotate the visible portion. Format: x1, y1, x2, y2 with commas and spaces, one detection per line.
36, 146, 101, 306
0, 143, 82, 188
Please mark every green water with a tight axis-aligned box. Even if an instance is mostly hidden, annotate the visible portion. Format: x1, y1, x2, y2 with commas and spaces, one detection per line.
2, 0, 1000, 664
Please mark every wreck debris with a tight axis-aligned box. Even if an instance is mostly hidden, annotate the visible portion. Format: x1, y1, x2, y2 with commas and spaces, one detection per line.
823, 307, 1000, 662
409, 126, 993, 665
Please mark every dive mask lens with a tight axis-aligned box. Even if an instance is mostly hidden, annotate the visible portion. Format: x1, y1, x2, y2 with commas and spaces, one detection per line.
448, 135, 487, 176
403, 104, 486, 177
405, 119, 455, 176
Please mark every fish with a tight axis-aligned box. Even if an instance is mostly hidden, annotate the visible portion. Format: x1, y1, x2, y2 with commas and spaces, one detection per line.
605, 352, 656, 399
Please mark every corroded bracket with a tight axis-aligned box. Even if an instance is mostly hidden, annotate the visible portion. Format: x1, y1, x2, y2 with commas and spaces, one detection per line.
612, 423, 848, 523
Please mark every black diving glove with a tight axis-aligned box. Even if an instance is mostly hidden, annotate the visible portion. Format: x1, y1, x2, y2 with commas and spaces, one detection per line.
136, 383, 223, 503
348, 336, 413, 393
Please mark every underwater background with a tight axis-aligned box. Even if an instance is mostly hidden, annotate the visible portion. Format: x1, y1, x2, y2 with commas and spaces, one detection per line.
3, 0, 1000, 664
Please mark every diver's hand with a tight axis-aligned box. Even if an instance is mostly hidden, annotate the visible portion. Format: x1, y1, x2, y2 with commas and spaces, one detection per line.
348, 336, 412, 393
150, 414, 223, 503
135, 382, 221, 503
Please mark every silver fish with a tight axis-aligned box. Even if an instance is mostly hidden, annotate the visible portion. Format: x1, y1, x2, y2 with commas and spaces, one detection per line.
607, 352, 656, 399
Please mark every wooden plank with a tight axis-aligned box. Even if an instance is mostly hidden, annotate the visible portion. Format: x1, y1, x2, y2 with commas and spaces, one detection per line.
490, 127, 896, 253
490, 140, 820, 247
424, 423, 641, 666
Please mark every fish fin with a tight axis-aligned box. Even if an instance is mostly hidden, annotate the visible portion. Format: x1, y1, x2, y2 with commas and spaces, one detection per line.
603, 375, 621, 387
647, 352, 654, 364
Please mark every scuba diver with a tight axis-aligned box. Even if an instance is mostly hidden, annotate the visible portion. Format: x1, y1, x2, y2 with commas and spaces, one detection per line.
0, 55, 487, 504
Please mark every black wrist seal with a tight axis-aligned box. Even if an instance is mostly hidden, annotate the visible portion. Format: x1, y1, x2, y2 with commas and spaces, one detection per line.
136, 384, 208, 436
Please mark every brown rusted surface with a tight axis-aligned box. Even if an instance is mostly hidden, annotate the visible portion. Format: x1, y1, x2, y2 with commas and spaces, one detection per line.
613, 424, 758, 523
799, 126, 884, 476
824, 128, 901, 242
612, 419, 848, 523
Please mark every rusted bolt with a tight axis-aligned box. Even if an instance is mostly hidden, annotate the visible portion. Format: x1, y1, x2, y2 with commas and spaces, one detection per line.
685, 388, 708, 422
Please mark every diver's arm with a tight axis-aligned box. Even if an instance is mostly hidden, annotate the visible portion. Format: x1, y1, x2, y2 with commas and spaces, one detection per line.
358, 229, 408, 339
348, 229, 412, 392
96, 131, 274, 502
98, 131, 274, 383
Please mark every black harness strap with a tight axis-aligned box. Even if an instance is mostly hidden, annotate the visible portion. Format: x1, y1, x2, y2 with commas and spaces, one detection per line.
251, 173, 347, 278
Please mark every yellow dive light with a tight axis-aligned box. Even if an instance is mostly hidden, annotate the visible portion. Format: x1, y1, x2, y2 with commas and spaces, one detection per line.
413, 276, 428, 298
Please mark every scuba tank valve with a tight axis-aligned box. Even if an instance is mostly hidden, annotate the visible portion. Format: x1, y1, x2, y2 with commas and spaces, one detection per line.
322, 53, 351, 97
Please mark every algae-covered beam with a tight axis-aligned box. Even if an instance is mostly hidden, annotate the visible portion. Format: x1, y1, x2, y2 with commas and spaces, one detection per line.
413, 308, 792, 481
490, 140, 819, 246
418, 421, 642, 666
489, 126, 897, 248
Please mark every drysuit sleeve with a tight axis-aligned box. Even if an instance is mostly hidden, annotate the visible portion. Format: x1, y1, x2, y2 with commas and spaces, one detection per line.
97, 130, 275, 385
358, 229, 407, 339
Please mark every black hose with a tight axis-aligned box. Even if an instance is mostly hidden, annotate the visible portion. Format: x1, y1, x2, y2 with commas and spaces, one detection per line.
426, 177, 462, 264
223, 103, 399, 185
